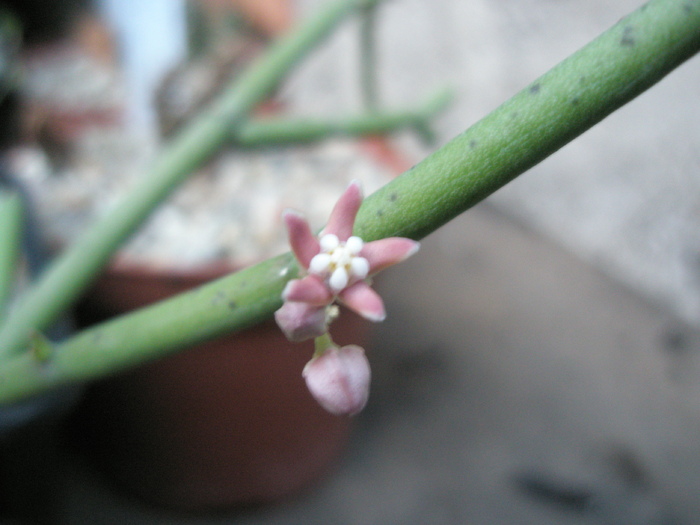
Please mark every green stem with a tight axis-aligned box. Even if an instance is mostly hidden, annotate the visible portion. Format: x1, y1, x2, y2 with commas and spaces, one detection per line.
354, 0, 700, 242
0, 0, 382, 358
0, 255, 294, 400
0, 190, 22, 315
232, 88, 452, 145
314, 332, 336, 357
0, 0, 698, 403
359, 2, 379, 111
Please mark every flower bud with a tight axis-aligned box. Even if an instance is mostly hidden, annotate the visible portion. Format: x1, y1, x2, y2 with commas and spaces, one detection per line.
274, 302, 328, 342
303, 345, 371, 416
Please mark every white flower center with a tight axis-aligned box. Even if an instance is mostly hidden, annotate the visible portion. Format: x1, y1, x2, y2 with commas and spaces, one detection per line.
309, 234, 370, 293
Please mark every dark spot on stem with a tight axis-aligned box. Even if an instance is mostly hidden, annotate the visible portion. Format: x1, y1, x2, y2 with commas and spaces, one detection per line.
389, 192, 398, 202
469, 139, 478, 149
510, 112, 519, 120
228, 301, 237, 310
571, 97, 580, 106
377, 209, 384, 217
212, 290, 226, 305
620, 25, 635, 47
529, 83, 541, 94
684, 2, 694, 14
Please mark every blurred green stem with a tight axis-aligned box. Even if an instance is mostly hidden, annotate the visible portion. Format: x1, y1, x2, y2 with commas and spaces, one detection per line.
1, 0, 699, 402
0, 190, 22, 315
233, 88, 452, 145
359, 2, 379, 111
0, 0, 383, 358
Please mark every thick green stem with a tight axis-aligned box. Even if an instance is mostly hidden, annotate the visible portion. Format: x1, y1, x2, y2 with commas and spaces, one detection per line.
232, 88, 452, 144
354, 0, 700, 242
0, 0, 382, 358
0, 191, 22, 315
0, 0, 698, 402
0, 255, 294, 400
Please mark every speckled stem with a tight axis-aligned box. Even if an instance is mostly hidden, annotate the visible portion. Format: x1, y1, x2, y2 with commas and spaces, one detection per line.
0, 191, 22, 315
0, 0, 382, 358
232, 88, 452, 145
0, 254, 296, 401
0, 0, 699, 403
354, 0, 700, 242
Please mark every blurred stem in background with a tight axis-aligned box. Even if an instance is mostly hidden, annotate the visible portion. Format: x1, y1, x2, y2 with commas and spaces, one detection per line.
232, 88, 451, 145
0, 191, 22, 316
359, 1, 379, 111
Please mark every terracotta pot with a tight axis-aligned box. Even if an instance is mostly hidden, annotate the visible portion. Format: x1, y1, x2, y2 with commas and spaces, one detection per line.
69, 263, 366, 511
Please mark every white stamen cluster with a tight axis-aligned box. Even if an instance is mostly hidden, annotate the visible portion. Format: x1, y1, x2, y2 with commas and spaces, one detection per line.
309, 234, 370, 293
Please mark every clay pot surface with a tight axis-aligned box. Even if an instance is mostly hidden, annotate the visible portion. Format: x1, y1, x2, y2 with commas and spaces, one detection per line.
70, 263, 364, 511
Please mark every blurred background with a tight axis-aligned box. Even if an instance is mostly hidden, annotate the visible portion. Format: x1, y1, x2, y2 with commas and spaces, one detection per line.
1, 0, 699, 523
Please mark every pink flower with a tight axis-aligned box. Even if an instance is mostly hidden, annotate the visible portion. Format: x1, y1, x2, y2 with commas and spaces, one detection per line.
303, 344, 371, 416
274, 180, 419, 341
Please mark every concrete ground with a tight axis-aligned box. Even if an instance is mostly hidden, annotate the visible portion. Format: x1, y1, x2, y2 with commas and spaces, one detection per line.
55, 203, 700, 524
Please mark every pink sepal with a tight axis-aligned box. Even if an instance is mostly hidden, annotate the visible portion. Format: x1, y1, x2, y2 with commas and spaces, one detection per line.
339, 281, 386, 322
283, 209, 320, 269
361, 238, 420, 274
282, 275, 333, 306
274, 301, 327, 342
321, 180, 363, 241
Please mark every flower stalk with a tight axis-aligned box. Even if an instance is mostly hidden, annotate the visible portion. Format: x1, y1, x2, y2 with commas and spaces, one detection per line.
0, 0, 698, 403
314, 332, 335, 358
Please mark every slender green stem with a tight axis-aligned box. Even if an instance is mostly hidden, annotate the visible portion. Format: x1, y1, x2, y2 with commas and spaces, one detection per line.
359, 2, 379, 111
0, 0, 383, 358
314, 332, 335, 357
0, 190, 22, 315
0, 0, 698, 403
232, 88, 452, 145
0, 254, 295, 401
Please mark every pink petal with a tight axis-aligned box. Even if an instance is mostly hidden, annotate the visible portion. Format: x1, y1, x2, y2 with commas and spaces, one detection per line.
361, 238, 420, 274
274, 301, 328, 342
282, 275, 333, 306
283, 209, 320, 269
303, 345, 371, 416
322, 180, 363, 241
338, 281, 386, 322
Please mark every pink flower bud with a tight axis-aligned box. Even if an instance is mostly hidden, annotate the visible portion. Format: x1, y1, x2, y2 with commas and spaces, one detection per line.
274, 302, 328, 342
302, 345, 371, 416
